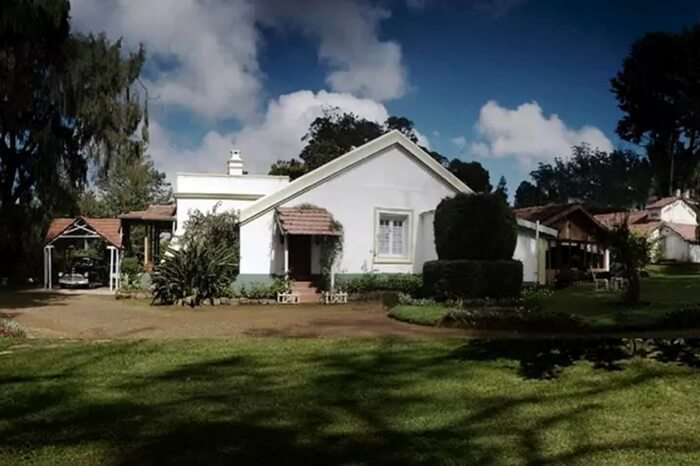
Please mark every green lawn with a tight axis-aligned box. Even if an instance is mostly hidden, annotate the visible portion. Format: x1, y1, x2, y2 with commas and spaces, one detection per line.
1, 338, 700, 465
391, 271, 700, 331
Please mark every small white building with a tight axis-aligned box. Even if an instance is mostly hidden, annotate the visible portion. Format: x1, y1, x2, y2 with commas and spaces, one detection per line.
596, 194, 700, 263
175, 130, 552, 287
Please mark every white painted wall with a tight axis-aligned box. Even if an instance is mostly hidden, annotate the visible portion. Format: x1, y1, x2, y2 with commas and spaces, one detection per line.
514, 228, 539, 283
690, 244, 700, 263
240, 145, 458, 275
414, 211, 437, 269
661, 227, 690, 261
660, 200, 697, 225
239, 211, 285, 275
175, 173, 289, 235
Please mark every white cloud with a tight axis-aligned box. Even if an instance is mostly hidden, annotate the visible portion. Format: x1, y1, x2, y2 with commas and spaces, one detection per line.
256, 0, 407, 101
149, 90, 390, 177
71, 0, 261, 120
451, 136, 467, 149
71, 0, 407, 120
468, 100, 613, 166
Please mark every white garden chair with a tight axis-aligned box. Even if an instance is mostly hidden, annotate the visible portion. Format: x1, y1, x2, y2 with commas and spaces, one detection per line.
591, 269, 609, 291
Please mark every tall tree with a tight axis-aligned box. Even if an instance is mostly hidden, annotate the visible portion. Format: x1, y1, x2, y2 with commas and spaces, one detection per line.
514, 145, 652, 209
611, 25, 700, 195
0, 0, 149, 281
514, 180, 548, 208
447, 160, 492, 192
79, 154, 171, 218
494, 176, 508, 202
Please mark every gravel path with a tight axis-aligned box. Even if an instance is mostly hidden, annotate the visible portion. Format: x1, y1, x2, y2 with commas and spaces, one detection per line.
0, 292, 464, 339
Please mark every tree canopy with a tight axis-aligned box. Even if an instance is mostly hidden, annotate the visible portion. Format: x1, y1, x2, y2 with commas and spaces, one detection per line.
611, 25, 700, 195
269, 111, 493, 193
514, 145, 652, 209
447, 160, 492, 193
0, 0, 151, 281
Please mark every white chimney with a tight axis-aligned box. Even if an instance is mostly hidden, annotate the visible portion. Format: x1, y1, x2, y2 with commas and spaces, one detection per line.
684, 189, 691, 200
227, 149, 244, 176
675, 188, 682, 198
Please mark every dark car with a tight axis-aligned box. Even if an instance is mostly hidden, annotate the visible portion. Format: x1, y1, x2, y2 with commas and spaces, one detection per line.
58, 257, 106, 288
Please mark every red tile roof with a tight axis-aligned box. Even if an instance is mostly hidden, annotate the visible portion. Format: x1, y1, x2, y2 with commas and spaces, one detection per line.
594, 211, 649, 227
119, 204, 176, 222
276, 207, 341, 236
513, 203, 577, 224
646, 196, 695, 209
666, 223, 698, 242
45, 217, 122, 248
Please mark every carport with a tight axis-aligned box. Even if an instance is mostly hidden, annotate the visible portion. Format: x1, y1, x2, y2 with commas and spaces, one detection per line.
43, 217, 123, 291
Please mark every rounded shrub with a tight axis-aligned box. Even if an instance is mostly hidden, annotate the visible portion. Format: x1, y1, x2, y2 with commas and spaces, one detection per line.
433, 192, 517, 260
423, 259, 523, 300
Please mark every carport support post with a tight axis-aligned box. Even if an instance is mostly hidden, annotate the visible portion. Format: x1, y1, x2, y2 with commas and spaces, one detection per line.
108, 246, 116, 292
43, 245, 53, 289
283, 233, 289, 279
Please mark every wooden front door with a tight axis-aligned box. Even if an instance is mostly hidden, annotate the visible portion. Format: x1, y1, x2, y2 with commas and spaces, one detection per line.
288, 235, 312, 279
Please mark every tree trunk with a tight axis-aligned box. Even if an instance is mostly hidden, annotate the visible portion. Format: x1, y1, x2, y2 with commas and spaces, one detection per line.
624, 269, 641, 305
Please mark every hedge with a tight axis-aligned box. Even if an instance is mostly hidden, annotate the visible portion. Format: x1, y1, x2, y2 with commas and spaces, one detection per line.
423, 259, 523, 300
433, 192, 517, 261
335, 273, 422, 296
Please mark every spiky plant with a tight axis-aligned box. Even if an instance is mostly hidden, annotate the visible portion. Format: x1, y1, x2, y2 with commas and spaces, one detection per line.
152, 241, 236, 307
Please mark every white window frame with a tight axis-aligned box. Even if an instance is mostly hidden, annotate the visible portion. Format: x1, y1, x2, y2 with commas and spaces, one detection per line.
373, 208, 413, 264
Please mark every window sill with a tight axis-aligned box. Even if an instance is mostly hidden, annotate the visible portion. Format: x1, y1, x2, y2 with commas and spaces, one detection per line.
374, 257, 413, 265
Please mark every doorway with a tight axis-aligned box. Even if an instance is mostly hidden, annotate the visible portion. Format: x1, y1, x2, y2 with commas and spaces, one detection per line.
288, 235, 312, 279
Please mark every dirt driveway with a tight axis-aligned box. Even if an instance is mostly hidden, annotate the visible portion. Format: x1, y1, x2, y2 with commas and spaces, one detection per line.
0, 291, 463, 339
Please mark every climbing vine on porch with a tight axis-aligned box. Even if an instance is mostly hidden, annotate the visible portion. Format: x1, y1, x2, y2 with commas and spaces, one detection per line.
319, 219, 343, 291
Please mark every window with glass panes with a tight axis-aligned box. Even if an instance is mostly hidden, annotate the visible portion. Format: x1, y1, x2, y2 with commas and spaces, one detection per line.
377, 213, 408, 257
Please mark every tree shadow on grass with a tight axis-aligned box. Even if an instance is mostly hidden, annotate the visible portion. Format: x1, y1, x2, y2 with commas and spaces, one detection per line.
449, 337, 700, 379
1, 339, 700, 465
0, 291, 71, 311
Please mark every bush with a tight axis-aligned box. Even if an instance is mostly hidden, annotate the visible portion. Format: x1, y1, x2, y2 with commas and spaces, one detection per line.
236, 278, 288, 300
182, 206, 240, 282
423, 259, 523, 300
433, 192, 517, 261
443, 308, 587, 333
335, 273, 422, 296
659, 307, 700, 329
152, 242, 237, 306
0, 318, 26, 337
120, 256, 144, 289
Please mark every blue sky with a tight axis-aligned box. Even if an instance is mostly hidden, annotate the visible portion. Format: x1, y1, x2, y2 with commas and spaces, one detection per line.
72, 0, 700, 194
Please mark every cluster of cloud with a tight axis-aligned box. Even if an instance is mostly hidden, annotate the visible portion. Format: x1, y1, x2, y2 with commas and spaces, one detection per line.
71, 0, 406, 120
149, 90, 392, 178
465, 101, 613, 166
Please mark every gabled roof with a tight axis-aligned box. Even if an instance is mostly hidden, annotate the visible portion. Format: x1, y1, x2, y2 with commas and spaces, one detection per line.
46, 217, 122, 248
665, 223, 698, 242
240, 130, 472, 224
119, 204, 176, 222
514, 203, 609, 238
515, 218, 558, 237
276, 207, 342, 236
594, 210, 649, 227
646, 196, 696, 209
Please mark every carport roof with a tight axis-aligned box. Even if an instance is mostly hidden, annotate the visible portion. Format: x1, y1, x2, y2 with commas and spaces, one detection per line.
46, 217, 122, 248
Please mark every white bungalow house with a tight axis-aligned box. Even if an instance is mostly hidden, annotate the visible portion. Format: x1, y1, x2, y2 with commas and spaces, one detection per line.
595, 194, 700, 263
175, 131, 555, 292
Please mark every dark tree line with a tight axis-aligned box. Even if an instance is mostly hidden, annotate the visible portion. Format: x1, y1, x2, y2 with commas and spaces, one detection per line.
514, 145, 652, 209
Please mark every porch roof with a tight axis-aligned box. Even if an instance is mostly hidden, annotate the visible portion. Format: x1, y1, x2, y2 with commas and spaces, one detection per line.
119, 204, 176, 222
276, 207, 342, 236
